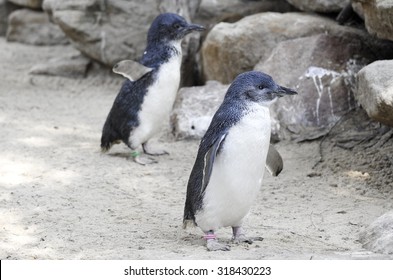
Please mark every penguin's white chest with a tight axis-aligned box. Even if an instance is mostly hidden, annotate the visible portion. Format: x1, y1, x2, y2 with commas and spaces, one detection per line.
195, 106, 272, 232
129, 53, 182, 147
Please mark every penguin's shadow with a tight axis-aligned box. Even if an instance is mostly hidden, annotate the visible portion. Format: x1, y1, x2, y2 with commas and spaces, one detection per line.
181, 232, 234, 248
105, 152, 132, 160
181, 231, 265, 251
181, 233, 208, 247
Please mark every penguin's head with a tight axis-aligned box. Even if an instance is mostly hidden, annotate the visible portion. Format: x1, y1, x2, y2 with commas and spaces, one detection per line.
147, 13, 205, 43
226, 71, 297, 106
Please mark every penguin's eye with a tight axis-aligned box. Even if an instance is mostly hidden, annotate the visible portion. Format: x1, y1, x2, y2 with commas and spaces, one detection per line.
258, 85, 264, 90
173, 23, 182, 29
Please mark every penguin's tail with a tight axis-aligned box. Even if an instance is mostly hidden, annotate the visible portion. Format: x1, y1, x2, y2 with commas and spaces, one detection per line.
101, 139, 121, 153
100, 120, 120, 152
183, 202, 197, 229
101, 139, 111, 153
182, 219, 196, 229
100, 133, 112, 153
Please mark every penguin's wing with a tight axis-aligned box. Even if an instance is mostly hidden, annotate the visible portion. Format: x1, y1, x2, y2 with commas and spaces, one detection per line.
201, 133, 227, 193
183, 129, 228, 227
112, 60, 153, 81
184, 106, 239, 225
265, 144, 283, 177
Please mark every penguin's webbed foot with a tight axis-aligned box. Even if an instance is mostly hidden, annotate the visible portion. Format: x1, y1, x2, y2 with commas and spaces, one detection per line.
231, 226, 263, 245
206, 239, 230, 251
204, 231, 230, 251
132, 152, 158, 165
142, 142, 169, 156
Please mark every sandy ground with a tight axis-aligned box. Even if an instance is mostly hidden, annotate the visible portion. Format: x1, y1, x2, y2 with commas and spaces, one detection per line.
1, 38, 392, 260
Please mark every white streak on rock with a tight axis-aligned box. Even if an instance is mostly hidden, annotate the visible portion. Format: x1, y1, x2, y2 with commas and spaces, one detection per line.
305, 66, 340, 125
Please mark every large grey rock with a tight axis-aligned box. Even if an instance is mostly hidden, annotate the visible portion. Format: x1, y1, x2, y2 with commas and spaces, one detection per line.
360, 211, 393, 255
255, 33, 393, 140
6, 9, 68, 45
29, 52, 91, 78
356, 60, 393, 127
43, 0, 203, 86
352, 0, 393, 41
171, 81, 228, 139
7, 0, 42, 9
286, 0, 349, 13
202, 12, 385, 84
195, 0, 292, 27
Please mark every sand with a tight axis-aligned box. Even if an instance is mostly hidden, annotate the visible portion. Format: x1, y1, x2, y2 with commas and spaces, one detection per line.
1, 38, 392, 260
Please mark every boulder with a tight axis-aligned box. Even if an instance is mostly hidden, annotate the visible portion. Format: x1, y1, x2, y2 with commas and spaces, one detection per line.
352, 0, 393, 41
286, 0, 350, 13
7, 0, 42, 9
171, 80, 228, 139
356, 60, 393, 127
360, 211, 393, 255
255, 33, 393, 140
195, 0, 293, 27
202, 12, 383, 84
6, 9, 68, 45
43, 0, 203, 86
29, 53, 91, 78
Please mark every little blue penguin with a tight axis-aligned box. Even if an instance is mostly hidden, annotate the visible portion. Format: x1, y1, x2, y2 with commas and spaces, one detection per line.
101, 13, 205, 164
183, 71, 297, 251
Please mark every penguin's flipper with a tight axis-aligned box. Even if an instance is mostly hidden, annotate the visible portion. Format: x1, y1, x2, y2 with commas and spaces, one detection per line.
183, 131, 227, 226
265, 144, 283, 177
112, 60, 153, 81
202, 133, 227, 194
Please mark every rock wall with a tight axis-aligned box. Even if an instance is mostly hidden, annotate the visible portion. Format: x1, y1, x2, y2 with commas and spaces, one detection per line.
202, 12, 393, 84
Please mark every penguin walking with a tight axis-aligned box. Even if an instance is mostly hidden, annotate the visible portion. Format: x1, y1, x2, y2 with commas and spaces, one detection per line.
183, 71, 297, 251
101, 13, 204, 164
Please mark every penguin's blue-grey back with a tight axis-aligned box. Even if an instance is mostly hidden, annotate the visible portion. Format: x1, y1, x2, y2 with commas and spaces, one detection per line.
101, 72, 155, 151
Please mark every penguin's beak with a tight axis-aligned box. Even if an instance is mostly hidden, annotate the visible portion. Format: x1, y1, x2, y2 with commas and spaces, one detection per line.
276, 85, 297, 97
177, 23, 205, 39
183, 23, 205, 34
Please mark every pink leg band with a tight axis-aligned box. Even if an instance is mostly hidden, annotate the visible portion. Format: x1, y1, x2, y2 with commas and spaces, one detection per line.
203, 233, 216, 240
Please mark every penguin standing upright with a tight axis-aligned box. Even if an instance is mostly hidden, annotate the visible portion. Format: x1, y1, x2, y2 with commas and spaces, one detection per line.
101, 13, 204, 164
183, 71, 297, 251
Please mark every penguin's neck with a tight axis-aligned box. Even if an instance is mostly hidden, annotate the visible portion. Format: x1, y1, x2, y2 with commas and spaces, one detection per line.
142, 40, 182, 68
